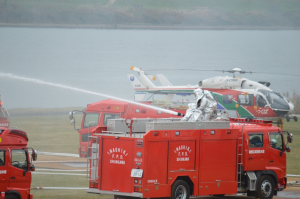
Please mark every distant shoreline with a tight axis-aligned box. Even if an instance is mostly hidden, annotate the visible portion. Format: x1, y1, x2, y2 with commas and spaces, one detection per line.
1, 23, 300, 30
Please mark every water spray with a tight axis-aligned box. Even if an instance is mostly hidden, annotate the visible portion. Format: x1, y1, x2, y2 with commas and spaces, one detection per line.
0, 72, 184, 117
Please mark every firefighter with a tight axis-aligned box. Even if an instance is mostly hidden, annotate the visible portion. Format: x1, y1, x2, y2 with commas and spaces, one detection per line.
181, 103, 202, 122
194, 88, 217, 121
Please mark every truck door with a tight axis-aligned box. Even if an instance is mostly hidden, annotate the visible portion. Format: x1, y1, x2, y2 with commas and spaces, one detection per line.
269, 132, 286, 174
247, 133, 266, 171
0, 149, 9, 191
9, 149, 31, 190
101, 138, 133, 192
79, 112, 100, 157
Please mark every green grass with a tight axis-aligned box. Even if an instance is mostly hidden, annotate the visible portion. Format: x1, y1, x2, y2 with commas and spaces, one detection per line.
283, 119, 300, 175
10, 115, 82, 154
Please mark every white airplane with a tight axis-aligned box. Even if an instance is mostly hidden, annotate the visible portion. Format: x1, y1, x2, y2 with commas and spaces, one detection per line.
127, 66, 297, 124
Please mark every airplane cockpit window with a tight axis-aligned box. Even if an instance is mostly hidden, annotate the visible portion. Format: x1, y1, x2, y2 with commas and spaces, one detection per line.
258, 90, 290, 110
256, 95, 267, 107
238, 94, 254, 106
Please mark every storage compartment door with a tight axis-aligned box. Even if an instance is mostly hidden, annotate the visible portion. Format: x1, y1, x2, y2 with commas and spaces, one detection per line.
101, 139, 133, 192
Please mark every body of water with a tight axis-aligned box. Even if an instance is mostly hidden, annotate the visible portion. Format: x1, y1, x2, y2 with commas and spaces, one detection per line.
0, 27, 299, 108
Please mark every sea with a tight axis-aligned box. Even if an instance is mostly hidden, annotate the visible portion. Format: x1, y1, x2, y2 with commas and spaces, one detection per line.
0, 27, 300, 109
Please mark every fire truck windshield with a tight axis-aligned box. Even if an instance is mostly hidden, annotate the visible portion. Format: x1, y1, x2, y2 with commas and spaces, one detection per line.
11, 149, 28, 169
103, 114, 120, 126
270, 132, 283, 151
0, 150, 5, 165
258, 90, 290, 110
83, 113, 99, 128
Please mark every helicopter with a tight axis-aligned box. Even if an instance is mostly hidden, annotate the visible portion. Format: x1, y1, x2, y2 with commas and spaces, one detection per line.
127, 66, 297, 127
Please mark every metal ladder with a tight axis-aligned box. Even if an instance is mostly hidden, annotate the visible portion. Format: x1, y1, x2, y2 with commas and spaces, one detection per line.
237, 125, 244, 192
87, 135, 99, 181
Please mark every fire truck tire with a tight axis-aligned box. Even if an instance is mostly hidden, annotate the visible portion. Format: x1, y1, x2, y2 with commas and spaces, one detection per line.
171, 180, 190, 199
256, 175, 275, 199
4, 194, 18, 199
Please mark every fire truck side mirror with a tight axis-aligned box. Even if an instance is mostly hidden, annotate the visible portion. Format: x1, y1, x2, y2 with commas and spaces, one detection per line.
287, 133, 293, 143
32, 150, 37, 161
285, 146, 291, 152
69, 111, 74, 120
30, 164, 36, 171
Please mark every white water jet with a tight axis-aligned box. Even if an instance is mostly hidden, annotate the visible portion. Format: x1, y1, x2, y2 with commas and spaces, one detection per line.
0, 72, 184, 117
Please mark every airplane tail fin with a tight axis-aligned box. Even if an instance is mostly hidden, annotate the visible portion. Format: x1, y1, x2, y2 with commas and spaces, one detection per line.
157, 74, 174, 101
157, 74, 173, 86
127, 74, 146, 101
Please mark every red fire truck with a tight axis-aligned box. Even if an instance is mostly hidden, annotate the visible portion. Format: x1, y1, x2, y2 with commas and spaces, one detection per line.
0, 96, 10, 128
86, 118, 292, 199
69, 99, 185, 157
0, 127, 37, 199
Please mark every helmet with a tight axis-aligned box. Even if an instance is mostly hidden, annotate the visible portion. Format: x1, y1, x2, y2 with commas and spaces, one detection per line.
271, 139, 277, 148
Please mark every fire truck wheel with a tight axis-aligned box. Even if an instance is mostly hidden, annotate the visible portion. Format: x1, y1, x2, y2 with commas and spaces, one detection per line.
171, 180, 190, 199
256, 175, 275, 199
4, 194, 18, 199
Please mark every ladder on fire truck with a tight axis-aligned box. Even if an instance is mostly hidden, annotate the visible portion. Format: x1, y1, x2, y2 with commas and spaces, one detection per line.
87, 123, 100, 181
237, 125, 244, 192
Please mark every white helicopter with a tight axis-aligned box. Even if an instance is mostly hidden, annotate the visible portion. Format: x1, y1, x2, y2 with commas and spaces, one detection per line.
127, 66, 297, 125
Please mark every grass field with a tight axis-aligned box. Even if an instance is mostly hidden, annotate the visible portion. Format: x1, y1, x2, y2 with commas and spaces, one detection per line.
8, 112, 300, 199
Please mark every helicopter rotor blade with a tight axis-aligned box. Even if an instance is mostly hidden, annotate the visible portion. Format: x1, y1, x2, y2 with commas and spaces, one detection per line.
143, 69, 300, 76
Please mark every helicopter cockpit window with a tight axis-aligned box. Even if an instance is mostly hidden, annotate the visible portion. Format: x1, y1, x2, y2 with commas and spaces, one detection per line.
223, 95, 233, 104
256, 95, 267, 107
258, 90, 290, 110
238, 94, 254, 106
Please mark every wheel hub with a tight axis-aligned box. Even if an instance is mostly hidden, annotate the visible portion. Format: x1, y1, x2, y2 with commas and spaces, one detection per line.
261, 180, 272, 197
175, 185, 187, 199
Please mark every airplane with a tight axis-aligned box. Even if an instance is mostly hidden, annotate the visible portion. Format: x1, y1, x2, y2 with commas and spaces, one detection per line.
127, 66, 298, 126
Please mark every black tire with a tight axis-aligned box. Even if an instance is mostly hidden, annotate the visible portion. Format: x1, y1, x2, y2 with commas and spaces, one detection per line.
286, 116, 290, 122
5, 194, 18, 199
212, 194, 225, 197
294, 116, 298, 122
171, 180, 190, 199
256, 175, 275, 199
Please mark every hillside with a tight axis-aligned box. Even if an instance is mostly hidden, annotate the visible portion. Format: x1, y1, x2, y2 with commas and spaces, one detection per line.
0, 0, 300, 28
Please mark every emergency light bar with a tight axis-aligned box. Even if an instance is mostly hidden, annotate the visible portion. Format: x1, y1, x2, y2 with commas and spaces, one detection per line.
230, 118, 273, 125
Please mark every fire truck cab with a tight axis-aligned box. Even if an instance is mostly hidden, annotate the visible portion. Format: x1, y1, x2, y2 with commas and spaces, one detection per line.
69, 99, 185, 157
86, 118, 292, 199
0, 128, 37, 199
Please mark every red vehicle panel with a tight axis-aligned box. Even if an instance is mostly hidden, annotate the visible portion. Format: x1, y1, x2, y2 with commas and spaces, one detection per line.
101, 138, 134, 192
